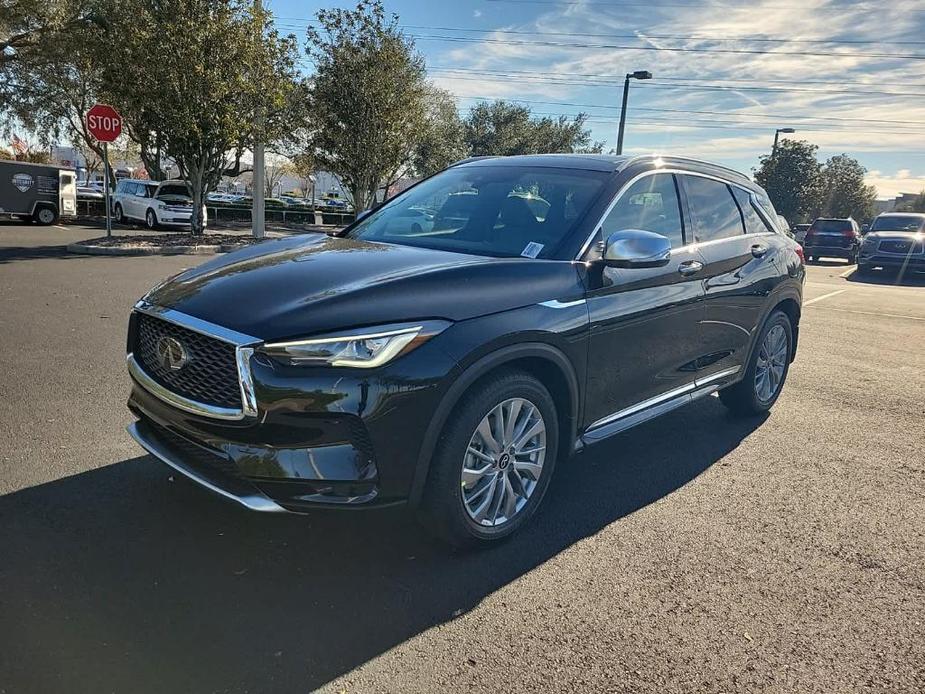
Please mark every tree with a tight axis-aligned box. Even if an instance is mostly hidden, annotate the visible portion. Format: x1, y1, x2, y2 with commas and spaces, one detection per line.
411, 86, 467, 177
106, 0, 300, 234
463, 100, 595, 156
754, 139, 824, 223
304, 0, 427, 211
288, 152, 317, 199
820, 154, 876, 221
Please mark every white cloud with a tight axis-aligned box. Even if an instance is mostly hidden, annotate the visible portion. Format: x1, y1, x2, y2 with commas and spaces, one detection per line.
473, 10, 482, 19
864, 170, 925, 199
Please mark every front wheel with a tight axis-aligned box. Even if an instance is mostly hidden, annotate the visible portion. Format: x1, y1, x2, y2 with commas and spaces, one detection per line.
720, 310, 793, 417
418, 370, 559, 548
145, 208, 158, 230
114, 203, 126, 224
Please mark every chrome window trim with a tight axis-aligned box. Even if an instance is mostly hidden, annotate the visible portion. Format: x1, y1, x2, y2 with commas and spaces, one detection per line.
538, 298, 587, 309
585, 365, 740, 432
576, 167, 775, 260
130, 301, 262, 420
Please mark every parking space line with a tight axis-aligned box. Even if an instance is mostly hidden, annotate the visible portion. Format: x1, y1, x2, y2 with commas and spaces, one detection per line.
839, 266, 856, 278
54, 225, 67, 230
803, 289, 847, 306
806, 305, 925, 322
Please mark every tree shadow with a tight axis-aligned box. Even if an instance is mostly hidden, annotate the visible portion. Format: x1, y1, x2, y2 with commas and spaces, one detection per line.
0, 398, 765, 693
0, 245, 93, 263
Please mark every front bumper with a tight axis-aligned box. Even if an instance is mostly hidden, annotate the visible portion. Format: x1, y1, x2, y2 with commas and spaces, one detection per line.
858, 252, 925, 271
126, 309, 457, 511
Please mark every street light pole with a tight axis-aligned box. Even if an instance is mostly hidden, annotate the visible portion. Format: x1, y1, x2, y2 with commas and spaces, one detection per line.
772, 127, 796, 160
616, 70, 652, 155
251, 0, 266, 239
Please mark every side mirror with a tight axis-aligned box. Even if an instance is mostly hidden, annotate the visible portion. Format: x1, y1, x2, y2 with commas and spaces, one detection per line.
602, 229, 671, 269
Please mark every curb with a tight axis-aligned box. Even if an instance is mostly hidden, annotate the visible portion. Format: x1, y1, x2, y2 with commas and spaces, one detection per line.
66, 242, 248, 256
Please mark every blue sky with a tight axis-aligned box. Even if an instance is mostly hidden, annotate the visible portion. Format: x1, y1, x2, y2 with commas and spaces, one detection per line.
269, 0, 925, 199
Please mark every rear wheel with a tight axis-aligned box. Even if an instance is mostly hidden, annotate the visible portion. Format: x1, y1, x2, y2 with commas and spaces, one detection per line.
34, 205, 58, 225
418, 370, 559, 548
720, 310, 792, 416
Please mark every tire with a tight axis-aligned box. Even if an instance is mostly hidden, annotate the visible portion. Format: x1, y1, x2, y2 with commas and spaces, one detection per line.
848, 251, 858, 264
145, 208, 158, 230
417, 369, 559, 548
719, 310, 793, 417
34, 206, 58, 225
114, 203, 126, 224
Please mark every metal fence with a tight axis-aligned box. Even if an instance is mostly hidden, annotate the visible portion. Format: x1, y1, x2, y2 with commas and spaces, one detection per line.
73, 199, 355, 228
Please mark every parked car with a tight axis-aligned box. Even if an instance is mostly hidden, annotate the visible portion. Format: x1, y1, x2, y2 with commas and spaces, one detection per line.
77, 186, 105, 200
112, 179, 206, 229
124, 154, 804, 547
792, 223, 811, 244
857, 212, 925, 274
802, 217, 861, 263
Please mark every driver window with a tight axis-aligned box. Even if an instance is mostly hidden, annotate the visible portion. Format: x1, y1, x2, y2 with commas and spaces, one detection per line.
601, 173, 684, 248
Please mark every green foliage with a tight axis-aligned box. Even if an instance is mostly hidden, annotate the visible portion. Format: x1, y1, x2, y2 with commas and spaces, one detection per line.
819, 154, 876, 221
411, 86, 467, 178
106, 0, 301, 233
304, 0, 427, 210
754, 140, 825, 223
464, 100, 594, 157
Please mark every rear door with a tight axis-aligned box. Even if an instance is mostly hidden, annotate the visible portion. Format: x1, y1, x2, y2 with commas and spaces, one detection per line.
583, 171, 708, 429
679, 174, 782, 379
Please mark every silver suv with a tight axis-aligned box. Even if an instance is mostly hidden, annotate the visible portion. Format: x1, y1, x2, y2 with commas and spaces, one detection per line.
112, 179, 204, 229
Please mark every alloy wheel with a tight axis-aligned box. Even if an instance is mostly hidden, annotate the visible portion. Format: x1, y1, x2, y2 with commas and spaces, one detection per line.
755, 324, 788, 402
461, 397, 547, 527
146, 209, 156, 229
37, 208, 55, 224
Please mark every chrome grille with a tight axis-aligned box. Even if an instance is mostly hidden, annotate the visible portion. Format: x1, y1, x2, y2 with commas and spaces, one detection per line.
878, 240, 918, 254
134, 312, 242, 409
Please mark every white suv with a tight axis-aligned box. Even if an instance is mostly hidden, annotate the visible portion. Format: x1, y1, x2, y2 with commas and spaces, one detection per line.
112, 179, 205, 229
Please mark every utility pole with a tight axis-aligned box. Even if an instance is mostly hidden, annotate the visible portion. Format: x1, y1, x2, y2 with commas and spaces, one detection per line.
772, 127, 796, 160
616, 70, 652, 155
251, 0, 266, 238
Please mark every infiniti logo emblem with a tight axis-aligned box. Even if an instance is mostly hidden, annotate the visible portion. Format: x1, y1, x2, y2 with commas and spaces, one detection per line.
155, 336, 189, 371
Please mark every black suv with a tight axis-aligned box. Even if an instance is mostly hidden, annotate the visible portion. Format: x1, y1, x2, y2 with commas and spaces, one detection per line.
125, 154, 804, 546
803, 217, 862, 264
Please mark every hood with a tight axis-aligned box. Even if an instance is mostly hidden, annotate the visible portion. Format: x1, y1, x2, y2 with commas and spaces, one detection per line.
144, 234, 583, 341
866, 231, 924, 242
156, 194, 193, 205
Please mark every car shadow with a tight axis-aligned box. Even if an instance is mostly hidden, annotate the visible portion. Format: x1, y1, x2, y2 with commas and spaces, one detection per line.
0, 398, 765, 693
845, 266, 925, 287
0, 244, 93, 263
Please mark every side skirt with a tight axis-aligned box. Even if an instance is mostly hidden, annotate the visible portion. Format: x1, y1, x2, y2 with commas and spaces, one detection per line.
578, 366, 740, 448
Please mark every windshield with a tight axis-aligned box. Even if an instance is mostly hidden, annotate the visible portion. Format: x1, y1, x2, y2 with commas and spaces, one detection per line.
810, 219, 852, 232
157, 183, 191, 198
346, 165, 607, 258
871, 215, 925, 232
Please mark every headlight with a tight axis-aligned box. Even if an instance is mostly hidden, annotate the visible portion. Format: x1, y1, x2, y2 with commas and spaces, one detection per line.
261, 321, 449, 368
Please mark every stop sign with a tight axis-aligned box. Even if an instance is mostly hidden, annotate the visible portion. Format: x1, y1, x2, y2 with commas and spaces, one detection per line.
86, 103, 123, 142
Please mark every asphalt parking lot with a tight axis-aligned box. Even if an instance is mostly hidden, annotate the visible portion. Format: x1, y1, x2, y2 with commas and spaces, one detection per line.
1, 223, 923, 693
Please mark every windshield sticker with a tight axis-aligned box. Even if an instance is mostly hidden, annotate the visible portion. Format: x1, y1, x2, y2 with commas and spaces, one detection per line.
521, 241, 544, 258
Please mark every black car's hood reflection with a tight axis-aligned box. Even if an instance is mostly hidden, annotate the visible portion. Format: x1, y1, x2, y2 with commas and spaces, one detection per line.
145, 234, 581, 341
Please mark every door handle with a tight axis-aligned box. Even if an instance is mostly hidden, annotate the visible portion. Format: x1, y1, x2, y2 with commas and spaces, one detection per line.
677, 260, 703, 276
751, 243, 769, 258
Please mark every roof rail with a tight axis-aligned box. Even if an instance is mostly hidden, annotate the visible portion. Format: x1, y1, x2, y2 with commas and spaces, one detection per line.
623, 153, 750, 181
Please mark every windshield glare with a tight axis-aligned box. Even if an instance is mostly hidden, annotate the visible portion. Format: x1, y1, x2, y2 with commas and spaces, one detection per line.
347, 165, 607, 258
871, 216, 925, 232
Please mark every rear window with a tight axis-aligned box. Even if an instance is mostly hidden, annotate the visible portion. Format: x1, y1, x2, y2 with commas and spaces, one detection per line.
810, 219, 852, 232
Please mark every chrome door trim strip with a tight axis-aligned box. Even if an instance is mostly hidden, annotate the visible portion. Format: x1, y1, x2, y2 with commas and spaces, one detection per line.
134, 300, 261, 347
128, 354, 247, 421
585, 365, 741, 433
576, 167, 778, 260
127, 422, 285, 513
695, 366, 741, 387
538, 298, 587, 309
586, 381, 697, 432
